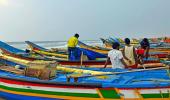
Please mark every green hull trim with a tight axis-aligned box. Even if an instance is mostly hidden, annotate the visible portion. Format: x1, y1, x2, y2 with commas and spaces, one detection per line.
142, 93, 170, 98
100, 89, 120, 99
0, 85, 100, 98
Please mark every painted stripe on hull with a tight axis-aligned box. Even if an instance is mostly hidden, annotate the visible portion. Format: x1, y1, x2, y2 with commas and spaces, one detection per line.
0, 84, 100, 98
0, 91, 60, 100
139, 88, 170, 94
0, 88, 102, 100
99, 89, 120, 99
0, 81, 97, 94
142, 93, 170, 98
0, 77, 100, 89
119, 90, 140, 99
1, 87, 170, 100
0, 80, 170, 99
139, 88, 170, 98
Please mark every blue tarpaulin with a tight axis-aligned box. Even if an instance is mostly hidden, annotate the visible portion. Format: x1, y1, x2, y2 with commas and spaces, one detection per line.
69, 47, 107, 61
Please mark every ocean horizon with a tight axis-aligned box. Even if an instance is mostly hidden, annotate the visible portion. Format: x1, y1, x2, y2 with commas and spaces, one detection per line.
6, 40, 102, 50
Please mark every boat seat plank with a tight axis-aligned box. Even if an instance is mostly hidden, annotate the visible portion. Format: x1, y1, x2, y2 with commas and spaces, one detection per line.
0, 66, 24, 75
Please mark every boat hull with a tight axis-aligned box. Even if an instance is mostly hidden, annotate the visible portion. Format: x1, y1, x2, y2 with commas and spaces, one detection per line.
0, 54, 169, 99
0, 76, 170, 100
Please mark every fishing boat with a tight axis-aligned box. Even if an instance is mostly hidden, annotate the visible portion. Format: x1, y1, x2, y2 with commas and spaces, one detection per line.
25, 41, 68, 59
100, 38, 139, 48
0, 41, 111, 66
149, 52, 169, 58
25, 41, 109, 60
0, 41, 162, 67
101, 38, 170, 53
0, 54, 170, 100
0, 41, 53, 61
78, 41, 109, 54
100, 38, 113, 49
78, 41, 111, 51
78, 40, 169, 59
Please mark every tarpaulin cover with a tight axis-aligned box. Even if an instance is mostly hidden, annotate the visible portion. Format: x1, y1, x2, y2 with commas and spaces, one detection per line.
69, 47, 107, 61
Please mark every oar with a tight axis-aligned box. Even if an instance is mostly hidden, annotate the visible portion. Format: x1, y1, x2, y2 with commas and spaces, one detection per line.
131, 78, 170, 83
69, 66, 170, 79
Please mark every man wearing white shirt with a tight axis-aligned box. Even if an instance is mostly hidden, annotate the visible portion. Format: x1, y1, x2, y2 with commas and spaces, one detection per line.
104, 42, 127, 69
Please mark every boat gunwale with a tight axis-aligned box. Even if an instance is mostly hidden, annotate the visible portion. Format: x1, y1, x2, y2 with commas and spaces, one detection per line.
0, 75, 102, 88
0, 74, 170, 90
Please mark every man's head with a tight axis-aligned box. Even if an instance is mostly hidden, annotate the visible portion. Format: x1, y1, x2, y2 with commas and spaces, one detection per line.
143, 38, 149, 43
74, 33, 79, 38
112, 42, 120, 50
124, 38, 130, 45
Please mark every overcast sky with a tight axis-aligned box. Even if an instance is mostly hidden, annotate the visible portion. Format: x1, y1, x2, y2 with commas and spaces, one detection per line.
0, 0, 170, 42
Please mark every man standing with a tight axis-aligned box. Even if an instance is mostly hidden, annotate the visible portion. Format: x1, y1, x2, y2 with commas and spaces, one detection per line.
122, 38, 138, 69
140, 38, 150, 59
104, 42, 128, 69
67, 33, 79, 60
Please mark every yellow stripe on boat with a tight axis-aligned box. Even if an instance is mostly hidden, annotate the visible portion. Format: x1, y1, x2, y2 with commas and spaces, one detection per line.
0, 54, 111, 75
79, 44, 109, 54
34, 50, 68, 58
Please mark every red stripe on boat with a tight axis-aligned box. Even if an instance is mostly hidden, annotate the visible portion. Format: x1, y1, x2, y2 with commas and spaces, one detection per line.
0, 78, 98, 89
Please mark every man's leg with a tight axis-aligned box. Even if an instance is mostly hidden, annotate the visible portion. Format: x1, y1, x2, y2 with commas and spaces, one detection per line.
72, 48, 76, 61
68, 48, 71, 60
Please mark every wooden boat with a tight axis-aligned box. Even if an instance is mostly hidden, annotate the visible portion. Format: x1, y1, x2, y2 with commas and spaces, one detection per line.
25, 41, 109, 60
0, 41, 166, 68
108, 37, 139, 44
0, 44, 163, 68
0, 55, 170, 99
101, 38, 170, 51
164, 37, 170, 43
149, 48, 170, 53
78, 41, 111, 51
0, 41, 56, 61
149, 52, 169, 58
100, 38, 113, 49
0, 41, 162, 67
78, 40, 169, 58
0, 41, 111, 66
100, 38, 139, 48
25, 41, 68, 59
78, 41, 109, 55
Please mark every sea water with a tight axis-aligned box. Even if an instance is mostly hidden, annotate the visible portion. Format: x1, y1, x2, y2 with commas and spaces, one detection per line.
7, 40, 102, 50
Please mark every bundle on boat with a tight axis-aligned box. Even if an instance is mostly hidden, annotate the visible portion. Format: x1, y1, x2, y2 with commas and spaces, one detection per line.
25, 60, 57, 80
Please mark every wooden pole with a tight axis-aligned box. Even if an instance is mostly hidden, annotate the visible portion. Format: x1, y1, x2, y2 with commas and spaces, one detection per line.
80, 51, 83, 67
74, 66, 170, 78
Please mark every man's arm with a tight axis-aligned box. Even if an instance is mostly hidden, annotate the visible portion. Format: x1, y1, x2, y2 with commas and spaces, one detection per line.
74, 39, 78, 46
104, 57, 110, 68
120, 58, 128, 68
119, 51, 128, 68
145, 46, 150, 59
133, 47, 138, 64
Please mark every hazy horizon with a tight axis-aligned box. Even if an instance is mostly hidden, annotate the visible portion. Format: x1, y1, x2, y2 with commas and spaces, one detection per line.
0, 0, 170, 42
